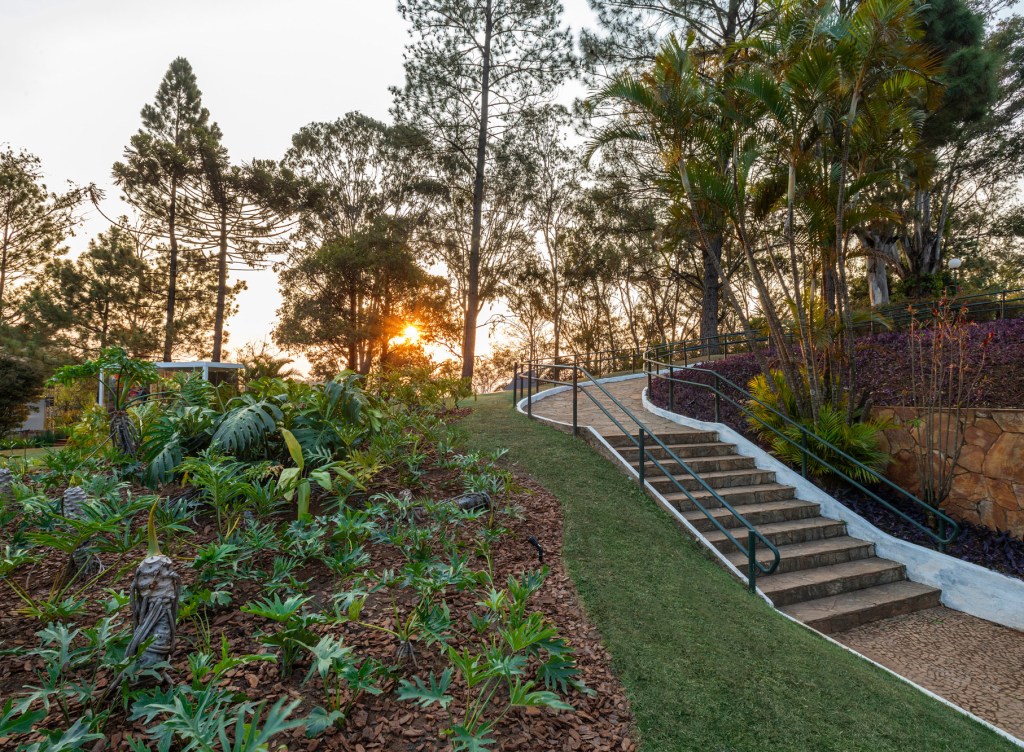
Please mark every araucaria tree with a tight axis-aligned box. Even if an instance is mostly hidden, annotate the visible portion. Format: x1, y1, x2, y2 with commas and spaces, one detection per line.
392, 0, 575, 379
114, 57, 211, 362
184, 125, 292, 362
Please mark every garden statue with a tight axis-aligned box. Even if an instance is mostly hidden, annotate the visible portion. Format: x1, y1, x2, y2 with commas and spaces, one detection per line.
127, 505, 181, 669
451, 491, 491, 512
62, 485, 103, 581
0, 467, 12, 501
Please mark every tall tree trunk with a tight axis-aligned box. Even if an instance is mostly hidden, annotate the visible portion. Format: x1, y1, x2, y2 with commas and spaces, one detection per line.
461, 0, 493, 381
855, 229, 902, 307
348, 282, 358, 371
211, 208, 229, 362
163, 178, 179, 362
700, 235, 722, 355
100, 298, 110, 350
0, 235, 8, 325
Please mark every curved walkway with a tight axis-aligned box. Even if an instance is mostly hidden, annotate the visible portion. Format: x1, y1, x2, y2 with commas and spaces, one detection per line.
526, 377, 688, 436
526, 373, 1024, 742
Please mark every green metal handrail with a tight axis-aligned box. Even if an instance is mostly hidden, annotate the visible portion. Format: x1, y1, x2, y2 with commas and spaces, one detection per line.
515, 359, 781, 592
643, 348, 960, 549
513, 286, 1024, 382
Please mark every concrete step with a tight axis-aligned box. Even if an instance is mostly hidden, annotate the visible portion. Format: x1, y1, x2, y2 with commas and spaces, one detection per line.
758, 557, 908, 607
631, 454, 758, 475
648, 468, 777, 492
705, 517, 847, 552
665, 483, 797, 511
684, 499, 822, 533
727, 536, 876, 574
780, 580, 942, 634
617, 442, 739, 460
603, 431, 720, 449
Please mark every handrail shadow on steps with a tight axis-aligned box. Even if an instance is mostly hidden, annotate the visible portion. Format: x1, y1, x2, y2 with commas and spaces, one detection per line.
516, 359, 781, 593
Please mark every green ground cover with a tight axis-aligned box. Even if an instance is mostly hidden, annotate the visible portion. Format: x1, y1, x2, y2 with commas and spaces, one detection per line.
460, 393, 1016, 752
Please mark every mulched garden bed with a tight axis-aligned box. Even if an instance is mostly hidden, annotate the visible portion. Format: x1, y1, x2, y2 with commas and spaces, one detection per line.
0, 430, 636, 750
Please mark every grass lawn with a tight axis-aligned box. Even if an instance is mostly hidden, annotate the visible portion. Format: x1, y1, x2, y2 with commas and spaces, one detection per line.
460, 393, 1017, 752
0, 446, 50, 460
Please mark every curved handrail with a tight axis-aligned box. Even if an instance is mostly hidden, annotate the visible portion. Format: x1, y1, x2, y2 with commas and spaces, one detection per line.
514, 286, 1024, 378
644, 348, 960, 548
519, 360, 781, 587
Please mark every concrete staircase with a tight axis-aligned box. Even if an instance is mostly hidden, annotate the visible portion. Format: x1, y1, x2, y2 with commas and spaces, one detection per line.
609, 430, 941, 634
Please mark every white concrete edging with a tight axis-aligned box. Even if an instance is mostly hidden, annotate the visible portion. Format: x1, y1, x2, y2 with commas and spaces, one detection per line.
642, 387, 1024, 632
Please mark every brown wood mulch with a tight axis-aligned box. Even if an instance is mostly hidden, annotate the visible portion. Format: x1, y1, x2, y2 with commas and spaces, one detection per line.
0, 439, 636, 751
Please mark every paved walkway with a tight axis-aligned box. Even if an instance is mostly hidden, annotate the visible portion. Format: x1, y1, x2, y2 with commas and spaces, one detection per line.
837, 606, 1024, 740
527, 376, 692, 437
527, 373, 1024, 742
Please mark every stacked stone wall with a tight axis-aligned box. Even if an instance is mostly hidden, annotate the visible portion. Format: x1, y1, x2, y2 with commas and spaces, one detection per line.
873, 407, 1024, 536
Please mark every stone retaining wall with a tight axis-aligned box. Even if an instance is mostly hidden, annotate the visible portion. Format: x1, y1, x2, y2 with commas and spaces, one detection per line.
873, 406, 1024, 536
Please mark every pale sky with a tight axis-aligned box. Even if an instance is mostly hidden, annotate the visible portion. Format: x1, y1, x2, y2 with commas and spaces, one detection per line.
1, 0, 596, 368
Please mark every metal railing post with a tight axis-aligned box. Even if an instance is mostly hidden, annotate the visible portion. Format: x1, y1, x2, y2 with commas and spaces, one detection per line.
646, 352, 653, 395
638, 428, 646, 486
527, 364, 533, 418
572, 357, 579, 437
800, 429, 808, 478
714, 374, 721, 423
747, 530, 758, 594
669, 364, 675, 411
513, 362, 518, 404
1001, 291, 1006, 320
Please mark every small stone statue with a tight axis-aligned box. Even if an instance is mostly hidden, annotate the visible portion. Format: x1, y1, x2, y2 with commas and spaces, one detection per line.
450, 491, 491, 512
0, 468, 13, 502
127, 504, 181, 669
62, 485, 88, 518
61, 486, 103, 581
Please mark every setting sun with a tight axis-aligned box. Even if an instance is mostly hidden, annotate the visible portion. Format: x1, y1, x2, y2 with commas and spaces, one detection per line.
394, 323, 422, 346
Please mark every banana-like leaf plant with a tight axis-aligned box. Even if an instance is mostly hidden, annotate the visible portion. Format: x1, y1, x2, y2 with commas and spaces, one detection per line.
279, 428, 357, 521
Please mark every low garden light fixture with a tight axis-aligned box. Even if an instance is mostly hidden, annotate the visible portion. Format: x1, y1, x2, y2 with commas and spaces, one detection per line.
947, 257, 963, 295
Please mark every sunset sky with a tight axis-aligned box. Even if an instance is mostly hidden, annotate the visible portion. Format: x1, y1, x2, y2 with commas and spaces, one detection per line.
1, 0, 595, 369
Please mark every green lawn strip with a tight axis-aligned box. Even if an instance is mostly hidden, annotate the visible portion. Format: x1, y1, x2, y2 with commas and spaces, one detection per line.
460, 393, 1016, 752
0, 446, 50, 459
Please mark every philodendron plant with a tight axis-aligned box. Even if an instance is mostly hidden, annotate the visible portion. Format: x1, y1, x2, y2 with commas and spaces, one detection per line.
126, 503, 181, 668
279, 428, 356, 521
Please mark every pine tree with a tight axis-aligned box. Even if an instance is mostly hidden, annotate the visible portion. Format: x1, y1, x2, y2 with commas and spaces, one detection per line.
0, 147, 82, 327
26, 223, 165, 357
391, 0, 574, 379
113, 57, 210, 361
